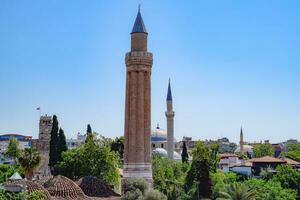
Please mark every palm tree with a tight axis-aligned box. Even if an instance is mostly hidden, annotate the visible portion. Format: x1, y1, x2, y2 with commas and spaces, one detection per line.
217, 183, 257, 200
18, 148, 41, 180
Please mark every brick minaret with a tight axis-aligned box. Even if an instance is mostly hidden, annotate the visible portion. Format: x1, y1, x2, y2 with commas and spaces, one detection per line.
123, 7, 153, 185
166, 79, 175, 159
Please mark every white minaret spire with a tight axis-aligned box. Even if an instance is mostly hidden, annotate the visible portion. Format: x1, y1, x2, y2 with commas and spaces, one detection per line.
166, 79, 175, 159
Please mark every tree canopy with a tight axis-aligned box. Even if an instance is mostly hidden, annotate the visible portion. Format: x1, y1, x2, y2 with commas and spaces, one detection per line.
49, 115, 68, 174
49, 115, 59, 170
184, 141, 219, 199
4, 137, 21, 164
253, 143, 274, 157
54, 133, 120, 187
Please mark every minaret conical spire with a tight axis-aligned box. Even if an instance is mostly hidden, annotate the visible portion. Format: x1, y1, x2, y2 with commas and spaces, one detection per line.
131, 5, 147, 34
240, 126, 244, 152
167, 79, 173, 101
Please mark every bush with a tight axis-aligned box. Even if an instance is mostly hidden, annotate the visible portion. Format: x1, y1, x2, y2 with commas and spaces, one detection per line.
123, 178, 148, 194
122, 189, 143, 200
26, 191, 47, 200
143, 189, 167, 200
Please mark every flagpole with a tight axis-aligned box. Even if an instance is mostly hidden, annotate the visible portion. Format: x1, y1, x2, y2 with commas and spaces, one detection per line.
36, 107, 41, 117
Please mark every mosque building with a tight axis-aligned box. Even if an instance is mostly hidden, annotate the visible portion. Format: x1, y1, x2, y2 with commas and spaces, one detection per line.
151, 81, 181, 160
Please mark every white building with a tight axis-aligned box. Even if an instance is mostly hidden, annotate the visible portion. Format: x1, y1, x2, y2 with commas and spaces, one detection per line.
66, 132, 86, 149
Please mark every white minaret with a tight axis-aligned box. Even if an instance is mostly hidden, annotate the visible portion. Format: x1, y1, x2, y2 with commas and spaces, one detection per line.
166, 79, 175, 159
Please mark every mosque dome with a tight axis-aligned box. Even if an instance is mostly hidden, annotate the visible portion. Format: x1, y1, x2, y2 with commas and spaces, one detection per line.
151, 126, 167, 142
153, 148, 181, 160
234, 144, 254, 154
43, 175, 89, 200
151, 124, 177, 142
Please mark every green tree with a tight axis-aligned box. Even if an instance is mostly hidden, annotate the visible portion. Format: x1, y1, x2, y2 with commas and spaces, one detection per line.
18, 148, 41, 180
253, 143, 274, 157
87, 124, 92, 135
152, 155, 187, 199
285, 151, 300, 162
283, 141, 300, 162
4, 137, 21, 164
244, 178, 297, 200
55, 133, 120, 187
184, 141, 219, 199
57, 128, 68, 163
181, 141, 189, 163
111, 136, 124, 160
272, 164, 300, 190
211, 170, 237, 198
49, 115, 59, 171
217, 182, 257, 200
286, 141, 300, 152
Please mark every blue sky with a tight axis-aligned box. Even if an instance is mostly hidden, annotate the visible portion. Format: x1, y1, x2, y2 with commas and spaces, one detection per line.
0, 1, 299, 143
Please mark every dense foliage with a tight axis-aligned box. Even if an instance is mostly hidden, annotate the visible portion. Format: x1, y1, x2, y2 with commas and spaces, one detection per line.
244, 179, 297, 200
54, 133, 120, 187
152, 155, 188, 199
184, 141, 219, 199
217, 182, 257, 200
111, 136, 124, 161
253, 143, 274, 157
211, 170, 237, 198
49, 115, 68, 174
272, 164, 300, 190
0, 189, 46, 200
57, 128, 67, 164
122, 178, 166, 200
49, 115, 59, 169
283, 141, 300, 162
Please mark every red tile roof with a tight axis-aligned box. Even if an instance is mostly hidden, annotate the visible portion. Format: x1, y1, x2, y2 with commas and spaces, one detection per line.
248, 156, 286, 163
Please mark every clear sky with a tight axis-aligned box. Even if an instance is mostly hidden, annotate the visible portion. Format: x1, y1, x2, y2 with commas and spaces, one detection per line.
1, 1, 299, 143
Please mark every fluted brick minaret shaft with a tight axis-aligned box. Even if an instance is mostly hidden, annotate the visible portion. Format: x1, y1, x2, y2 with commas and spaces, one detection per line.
166, 80, 175, 159
123, 7, 153, 185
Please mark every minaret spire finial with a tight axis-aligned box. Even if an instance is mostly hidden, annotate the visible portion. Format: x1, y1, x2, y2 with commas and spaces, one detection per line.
167, 79, 172, 101
131, 4, 147, 34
